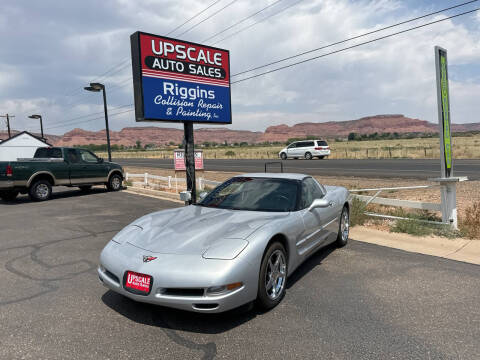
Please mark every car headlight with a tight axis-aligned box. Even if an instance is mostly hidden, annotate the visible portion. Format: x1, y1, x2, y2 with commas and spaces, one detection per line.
111, 225, 142, 245
206, 282, 243, 296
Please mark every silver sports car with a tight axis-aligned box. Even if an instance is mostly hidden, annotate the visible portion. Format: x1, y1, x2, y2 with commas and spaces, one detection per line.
98, 173, 350, 313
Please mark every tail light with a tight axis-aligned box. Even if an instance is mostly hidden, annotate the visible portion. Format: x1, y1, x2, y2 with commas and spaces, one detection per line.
6, 165, 13, 177
315, 146, 330, 150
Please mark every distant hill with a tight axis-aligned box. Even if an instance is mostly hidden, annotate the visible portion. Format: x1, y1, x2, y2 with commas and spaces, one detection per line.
2, 114, 479, 147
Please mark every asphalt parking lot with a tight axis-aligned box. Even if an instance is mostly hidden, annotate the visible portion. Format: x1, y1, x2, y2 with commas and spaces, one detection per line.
1, 189, 479, 359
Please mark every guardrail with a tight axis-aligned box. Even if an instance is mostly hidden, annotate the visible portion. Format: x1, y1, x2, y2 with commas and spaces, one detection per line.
125, 172, 221, 191
349, 184, 446, 225
126, 172, 456, 227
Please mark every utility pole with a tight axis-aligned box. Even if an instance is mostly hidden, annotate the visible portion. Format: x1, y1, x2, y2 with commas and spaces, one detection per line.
184, 122, 196, 204
0, 114, 14, 138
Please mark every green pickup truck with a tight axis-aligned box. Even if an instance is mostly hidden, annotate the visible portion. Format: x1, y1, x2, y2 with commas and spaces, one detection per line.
0, 147, 124, 202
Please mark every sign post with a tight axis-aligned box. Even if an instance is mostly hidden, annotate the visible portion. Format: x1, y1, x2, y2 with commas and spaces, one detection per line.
130, 31, 231, 203
431, 46, 467, 229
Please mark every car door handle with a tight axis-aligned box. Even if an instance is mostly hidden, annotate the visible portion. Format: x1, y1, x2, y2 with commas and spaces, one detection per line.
328, 201, 334, 207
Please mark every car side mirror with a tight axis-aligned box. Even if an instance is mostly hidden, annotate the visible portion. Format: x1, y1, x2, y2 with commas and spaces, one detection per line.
98, 158, 104, 163
308, 198, 330, 211
199, 191, 208, 200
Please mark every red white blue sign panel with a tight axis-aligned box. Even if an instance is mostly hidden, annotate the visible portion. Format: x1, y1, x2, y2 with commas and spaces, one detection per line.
130, 32, 231, 124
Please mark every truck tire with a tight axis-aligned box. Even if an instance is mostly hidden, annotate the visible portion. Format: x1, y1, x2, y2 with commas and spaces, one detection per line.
107, 174, 122, 191
29, 180, 52, 201
0, 190, 19, 202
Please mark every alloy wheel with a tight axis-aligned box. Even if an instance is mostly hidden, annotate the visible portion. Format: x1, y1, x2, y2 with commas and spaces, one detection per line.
264, 250, 286, 300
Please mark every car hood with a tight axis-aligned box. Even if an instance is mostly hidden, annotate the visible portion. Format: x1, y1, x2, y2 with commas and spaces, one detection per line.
124, 205, 289, 256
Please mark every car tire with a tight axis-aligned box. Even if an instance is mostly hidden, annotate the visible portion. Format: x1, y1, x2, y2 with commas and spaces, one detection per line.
79, 185, 92, 192
0, 190, 19, 202
305, 152, 313, 160
280, 152, 287, 160
107, 174, 123, 191
256, 242, 287, 311
29, 180, 52, 201
336, 206, 349, 247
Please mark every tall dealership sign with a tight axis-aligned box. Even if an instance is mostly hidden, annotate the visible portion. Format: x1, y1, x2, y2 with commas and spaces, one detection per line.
130, 31, 231, 124
432, 46, 468, 230
130, 32, 231, 203
434, 46, 453, 178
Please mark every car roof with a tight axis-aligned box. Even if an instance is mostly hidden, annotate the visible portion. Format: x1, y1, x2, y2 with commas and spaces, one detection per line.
235, 173, 310, 180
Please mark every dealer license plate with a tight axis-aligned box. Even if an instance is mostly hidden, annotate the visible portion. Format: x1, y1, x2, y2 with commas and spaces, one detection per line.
124, 271, 152, 295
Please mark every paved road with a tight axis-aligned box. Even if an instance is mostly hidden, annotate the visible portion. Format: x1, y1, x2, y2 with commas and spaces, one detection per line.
1, 189, 479, 359
117, 158, 480, 179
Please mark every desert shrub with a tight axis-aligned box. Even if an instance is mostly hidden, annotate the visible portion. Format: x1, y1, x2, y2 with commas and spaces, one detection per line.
459, 201, 480, 239
391, 219, 459, 238
225, 150, 236, 156
350, 197, 367, 226
391, 220, 434, 236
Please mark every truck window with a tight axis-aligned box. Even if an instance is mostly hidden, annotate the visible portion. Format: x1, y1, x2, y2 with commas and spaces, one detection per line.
78, 149, 98, 163
34, 148, 63, 158
66, 149, 80, 163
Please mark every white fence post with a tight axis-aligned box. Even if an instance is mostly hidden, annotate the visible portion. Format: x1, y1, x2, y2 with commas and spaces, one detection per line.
144, 173, 148, 186
126, 173, 129, 181
199, 177, 203, 190
168, 176, 172, 189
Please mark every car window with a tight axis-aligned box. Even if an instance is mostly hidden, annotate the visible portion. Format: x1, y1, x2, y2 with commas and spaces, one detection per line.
199, 177, 299, 212
297, 142, 306, 148
305, 141, 314, 147
78, 150, 98, 163
317, 140, 328, 146
34, 147, 63, 158
301, 177, 325, 209
66, 149, 80, 163
287, 143, 297, 149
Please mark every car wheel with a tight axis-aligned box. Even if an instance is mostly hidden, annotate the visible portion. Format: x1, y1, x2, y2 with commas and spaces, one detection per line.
280, 152, 287, 160
0, 190, 19, 202
256, 242, 287, 310
29, 180, 52, 201
305, 152, 313, 160
318, 156, 325, 159
107, 174, 123, 191
79, 185, 92, 192
336, 206, 349, 247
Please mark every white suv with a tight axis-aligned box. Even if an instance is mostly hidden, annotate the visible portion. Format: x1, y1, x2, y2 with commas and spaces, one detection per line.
279, 140, 330, 160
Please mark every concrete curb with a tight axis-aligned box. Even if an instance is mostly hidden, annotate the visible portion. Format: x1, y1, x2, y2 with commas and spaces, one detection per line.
350, 226, 480, 265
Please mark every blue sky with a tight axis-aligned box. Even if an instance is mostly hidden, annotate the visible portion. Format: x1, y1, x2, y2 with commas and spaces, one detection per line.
0, 0, 479, 135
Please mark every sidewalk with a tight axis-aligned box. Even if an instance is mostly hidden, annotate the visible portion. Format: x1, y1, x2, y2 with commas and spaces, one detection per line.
351, 226, 480, 265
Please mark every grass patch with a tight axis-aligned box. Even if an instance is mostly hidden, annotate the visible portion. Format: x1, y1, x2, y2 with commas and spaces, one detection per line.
390, 219, 459, 238
350, 197, 368, 226
225, 150, 236, 156
124, 180, 132, 187
459, 201, 480, 239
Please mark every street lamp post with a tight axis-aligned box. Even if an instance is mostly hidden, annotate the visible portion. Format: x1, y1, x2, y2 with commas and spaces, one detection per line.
28, 114, 44, 139
84, 82, 112, 162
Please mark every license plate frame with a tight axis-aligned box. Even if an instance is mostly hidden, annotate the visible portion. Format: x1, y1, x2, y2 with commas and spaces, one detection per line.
123, 271, 153, 296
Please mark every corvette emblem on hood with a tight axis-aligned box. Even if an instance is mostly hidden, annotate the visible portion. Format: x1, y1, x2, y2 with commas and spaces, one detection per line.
143, 256, 157, 263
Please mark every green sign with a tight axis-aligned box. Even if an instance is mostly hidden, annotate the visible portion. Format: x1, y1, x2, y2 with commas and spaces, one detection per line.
440, 55, 452, 171
435, 46, 453, 178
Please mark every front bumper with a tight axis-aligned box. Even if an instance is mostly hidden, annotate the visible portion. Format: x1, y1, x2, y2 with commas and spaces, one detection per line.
98, 242, 258, 313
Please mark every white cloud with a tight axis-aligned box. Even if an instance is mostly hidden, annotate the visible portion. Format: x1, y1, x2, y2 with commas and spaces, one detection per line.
0, 0, 479, 135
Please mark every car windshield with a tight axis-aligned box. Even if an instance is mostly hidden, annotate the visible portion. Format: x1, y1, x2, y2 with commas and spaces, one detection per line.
198, 177, 299, 212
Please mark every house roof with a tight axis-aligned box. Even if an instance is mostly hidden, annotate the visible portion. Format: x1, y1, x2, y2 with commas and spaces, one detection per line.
0, 131, 52, 146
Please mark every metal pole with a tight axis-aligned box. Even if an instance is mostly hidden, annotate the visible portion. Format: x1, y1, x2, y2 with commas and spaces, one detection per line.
39, 115, 44, 139
6, 114, 11, 138
184, 122, 196, 204
102, 86, 112, 162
